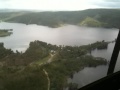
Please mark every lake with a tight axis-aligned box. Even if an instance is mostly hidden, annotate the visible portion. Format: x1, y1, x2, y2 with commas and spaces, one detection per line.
0, 22, 118, 51
69, 43, 120, 88
0, 22, 119, 88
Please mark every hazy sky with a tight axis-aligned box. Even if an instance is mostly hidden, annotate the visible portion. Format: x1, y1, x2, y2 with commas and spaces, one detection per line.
0, 0, 120, 11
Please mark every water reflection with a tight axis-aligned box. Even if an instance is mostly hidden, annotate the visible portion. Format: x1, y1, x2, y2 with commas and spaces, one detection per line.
0, 22, 119, 52
70, 42, 120, 89
69, 65, 108, 88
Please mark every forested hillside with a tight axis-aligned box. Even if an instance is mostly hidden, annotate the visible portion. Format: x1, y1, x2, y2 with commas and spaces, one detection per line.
0, 40, 108, 90
0, 9, 120, 28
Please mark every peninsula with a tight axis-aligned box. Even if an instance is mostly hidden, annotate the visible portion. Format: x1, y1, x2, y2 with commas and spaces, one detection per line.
0, 29, 13, 37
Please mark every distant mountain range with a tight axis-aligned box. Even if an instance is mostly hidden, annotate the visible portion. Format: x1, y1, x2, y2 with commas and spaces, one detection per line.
0, 9, 24, 12
0, 9, 120, 28
0, 9, 43, 12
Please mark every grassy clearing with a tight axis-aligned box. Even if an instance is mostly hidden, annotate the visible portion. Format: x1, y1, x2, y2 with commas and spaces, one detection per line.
30, 54, 51, 66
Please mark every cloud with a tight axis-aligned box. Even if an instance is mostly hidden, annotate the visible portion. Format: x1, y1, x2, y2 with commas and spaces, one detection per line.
0, 0, 7, 1
91, 0, 120, 8
0, 0, 12, 8
0, 0, 120, 10
0, 0, 95, 10
104, 0, 120, 2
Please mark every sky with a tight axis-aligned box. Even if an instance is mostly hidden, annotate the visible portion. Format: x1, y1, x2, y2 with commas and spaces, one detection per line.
0, 0, 120, 11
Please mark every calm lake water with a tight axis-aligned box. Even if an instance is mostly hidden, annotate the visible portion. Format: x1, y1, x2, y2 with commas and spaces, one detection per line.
70, 43, 120, 88
0, 22, 119, 88
0, 22, 118, 51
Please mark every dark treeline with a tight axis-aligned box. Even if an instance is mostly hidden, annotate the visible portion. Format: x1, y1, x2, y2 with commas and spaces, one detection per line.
0, 40, 108, 90
0, 40, 108, 66
0, 43, 13, 60
2, 41, 58, 66
0, 9, 120, 28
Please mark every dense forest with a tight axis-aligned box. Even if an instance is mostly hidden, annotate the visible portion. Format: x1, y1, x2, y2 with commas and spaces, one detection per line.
0, 40, 108, 90
0, 9, 120, 28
